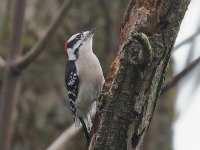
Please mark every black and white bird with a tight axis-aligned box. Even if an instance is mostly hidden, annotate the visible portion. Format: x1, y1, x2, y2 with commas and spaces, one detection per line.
64, 28, 104, 145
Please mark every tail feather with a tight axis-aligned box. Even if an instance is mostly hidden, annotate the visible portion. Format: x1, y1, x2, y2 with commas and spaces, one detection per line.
79, 117, 91, 146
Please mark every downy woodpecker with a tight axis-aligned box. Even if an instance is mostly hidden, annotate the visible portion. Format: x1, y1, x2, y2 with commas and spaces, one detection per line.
65, 28, 104, 145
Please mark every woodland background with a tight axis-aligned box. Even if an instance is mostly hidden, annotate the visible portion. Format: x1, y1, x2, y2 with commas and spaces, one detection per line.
0, 0, 200, 150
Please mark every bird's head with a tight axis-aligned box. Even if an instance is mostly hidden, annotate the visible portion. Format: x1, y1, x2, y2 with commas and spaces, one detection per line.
65, 27, 98, 60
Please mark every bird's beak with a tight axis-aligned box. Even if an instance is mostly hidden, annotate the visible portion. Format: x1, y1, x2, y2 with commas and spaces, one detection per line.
85, 27, 98, 38
90, 27, 98, 34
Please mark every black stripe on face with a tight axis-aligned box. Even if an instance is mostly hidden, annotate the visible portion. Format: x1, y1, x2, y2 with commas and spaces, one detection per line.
67, 33, 83, 49
74, 48, 79, 59
74, 44, 82, 59
67, 38, 79, 49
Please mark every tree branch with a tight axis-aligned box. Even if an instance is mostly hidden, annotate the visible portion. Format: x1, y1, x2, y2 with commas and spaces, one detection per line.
47, 109, 95, 150
46, 123, 80, 150
12, 0, 73, 71
0, 56, 6, 69
174, 29, 200, 50
161, 55, 200, 94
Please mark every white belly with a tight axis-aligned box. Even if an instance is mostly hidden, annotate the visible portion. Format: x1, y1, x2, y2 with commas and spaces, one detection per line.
75, 52, 104, 117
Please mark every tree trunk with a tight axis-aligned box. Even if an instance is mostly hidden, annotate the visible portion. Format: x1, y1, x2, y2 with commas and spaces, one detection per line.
89, 0, 190, 150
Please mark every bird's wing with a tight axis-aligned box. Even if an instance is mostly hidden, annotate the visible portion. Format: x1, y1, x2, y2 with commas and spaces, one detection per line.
65, 61, 79, 116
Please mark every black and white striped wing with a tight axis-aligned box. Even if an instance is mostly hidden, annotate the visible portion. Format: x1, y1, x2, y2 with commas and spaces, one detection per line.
65, 61, 79, 116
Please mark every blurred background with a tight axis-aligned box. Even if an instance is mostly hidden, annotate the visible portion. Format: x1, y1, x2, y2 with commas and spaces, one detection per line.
0, 0, 200, 150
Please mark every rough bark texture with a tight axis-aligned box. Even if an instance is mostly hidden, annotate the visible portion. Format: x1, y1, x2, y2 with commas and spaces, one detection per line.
89, 0, 190, 150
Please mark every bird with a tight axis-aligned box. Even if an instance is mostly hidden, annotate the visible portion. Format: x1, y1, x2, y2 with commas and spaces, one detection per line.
64, 27, 104, 145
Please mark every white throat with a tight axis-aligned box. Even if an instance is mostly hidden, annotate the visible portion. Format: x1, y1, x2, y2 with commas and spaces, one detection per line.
79, 38, 93, 55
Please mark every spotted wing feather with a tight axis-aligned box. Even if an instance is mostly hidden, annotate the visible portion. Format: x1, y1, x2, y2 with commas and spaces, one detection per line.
65, 60, 79, 117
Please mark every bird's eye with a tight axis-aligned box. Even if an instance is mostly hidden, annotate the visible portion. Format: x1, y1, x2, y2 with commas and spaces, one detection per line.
76, 34, 82, 39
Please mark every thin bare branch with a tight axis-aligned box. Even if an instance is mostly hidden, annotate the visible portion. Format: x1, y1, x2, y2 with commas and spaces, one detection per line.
47, 109, 95, 150
46, 123, 80, 150
174, 29, 200, 50
161, 55, 200, 94
13, 0, 73, 71
0, 56, 6, 69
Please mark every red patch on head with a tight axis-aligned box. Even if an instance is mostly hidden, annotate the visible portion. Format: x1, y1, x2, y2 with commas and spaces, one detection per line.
65, 41, 68, 49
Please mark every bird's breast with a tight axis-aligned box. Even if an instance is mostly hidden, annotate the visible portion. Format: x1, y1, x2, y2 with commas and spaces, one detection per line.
75, 52, 104, 97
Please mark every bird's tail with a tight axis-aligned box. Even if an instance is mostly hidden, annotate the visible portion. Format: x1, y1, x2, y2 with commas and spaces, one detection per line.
79, 117, 91, 146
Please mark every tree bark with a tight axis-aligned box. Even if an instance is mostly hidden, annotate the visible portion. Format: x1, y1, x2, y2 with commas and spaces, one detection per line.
89, 0, 190, 150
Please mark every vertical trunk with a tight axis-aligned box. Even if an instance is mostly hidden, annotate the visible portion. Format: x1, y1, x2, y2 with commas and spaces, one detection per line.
0, 0, 26, 149
89, 0, 190, 149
